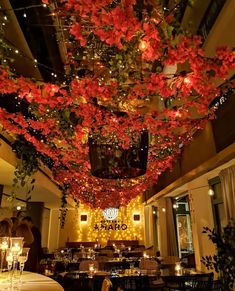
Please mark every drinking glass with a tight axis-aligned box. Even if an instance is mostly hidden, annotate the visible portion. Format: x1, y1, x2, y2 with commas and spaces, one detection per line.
5, 248, 13, 286
10, 237, 24, 280
18, 248, 30, 283
0, 237, 10, 273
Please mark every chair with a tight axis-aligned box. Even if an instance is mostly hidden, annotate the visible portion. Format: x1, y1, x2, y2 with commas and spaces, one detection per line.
139, 258, 159, 270
162, 256, 180, 264
113, 275, 150, 291
101, 278, 112, 291
163, 272, 214, 291
96, 256, 109, 270
63, 271, 91, 291
79, 260, 99, 271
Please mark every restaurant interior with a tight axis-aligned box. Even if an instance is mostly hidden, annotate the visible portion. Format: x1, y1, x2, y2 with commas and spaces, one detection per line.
0, 0, 235, 290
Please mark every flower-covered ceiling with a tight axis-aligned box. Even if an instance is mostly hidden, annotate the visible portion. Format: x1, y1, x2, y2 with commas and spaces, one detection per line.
0, 0, 235, 208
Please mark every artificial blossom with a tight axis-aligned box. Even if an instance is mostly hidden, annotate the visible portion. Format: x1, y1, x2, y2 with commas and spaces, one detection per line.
0, 0, 235, 208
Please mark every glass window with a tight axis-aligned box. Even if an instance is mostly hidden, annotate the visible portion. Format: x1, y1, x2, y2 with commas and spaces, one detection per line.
173, 196, 194, 258
209, 177, 225, 234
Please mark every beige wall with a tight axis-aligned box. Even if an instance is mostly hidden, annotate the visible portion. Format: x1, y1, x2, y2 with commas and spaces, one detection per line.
149, 158, 235, 273
59, 195, 144, 248
188, 177, 216, 272
47, 209, 60, 252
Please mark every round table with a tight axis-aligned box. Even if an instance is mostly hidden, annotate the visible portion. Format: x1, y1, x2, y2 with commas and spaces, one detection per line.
0, 271, 64, 291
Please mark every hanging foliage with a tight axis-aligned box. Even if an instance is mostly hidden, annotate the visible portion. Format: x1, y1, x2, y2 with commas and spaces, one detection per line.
0, 0, 235, 208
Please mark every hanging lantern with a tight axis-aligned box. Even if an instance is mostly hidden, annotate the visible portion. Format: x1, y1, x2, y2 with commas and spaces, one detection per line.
89, 131, 149, 179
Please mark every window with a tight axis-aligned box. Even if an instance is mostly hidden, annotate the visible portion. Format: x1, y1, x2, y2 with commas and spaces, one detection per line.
173, 195, 194, 258
209, 177, 226, 235
198, 0, 226, 40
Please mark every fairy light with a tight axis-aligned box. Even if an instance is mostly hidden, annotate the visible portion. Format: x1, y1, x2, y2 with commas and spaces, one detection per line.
139, 40, 148, 51
74, 196, 144, 246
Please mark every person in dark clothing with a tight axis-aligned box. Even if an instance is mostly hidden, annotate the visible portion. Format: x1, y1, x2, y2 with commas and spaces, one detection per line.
11, 216, 19, 236
21, 216, 43, 272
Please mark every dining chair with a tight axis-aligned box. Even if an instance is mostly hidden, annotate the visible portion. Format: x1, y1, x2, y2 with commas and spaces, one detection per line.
63, 271, 91, 291
114, 275, 150, 291
79, 260, 99, 271
139, 258, 159, 270
162, 256, 180, 264
101, 278, 112, 291
163, 272, 214, 291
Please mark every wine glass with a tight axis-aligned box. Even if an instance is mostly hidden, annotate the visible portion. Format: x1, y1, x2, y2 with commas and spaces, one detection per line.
0, 237, 10, 274
18, 248, 30, 283
5, 248, 13, 287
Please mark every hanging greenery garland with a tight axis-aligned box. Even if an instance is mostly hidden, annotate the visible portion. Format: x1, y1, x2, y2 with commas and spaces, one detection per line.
11, 137, 39, 201
0, 0, 234, 208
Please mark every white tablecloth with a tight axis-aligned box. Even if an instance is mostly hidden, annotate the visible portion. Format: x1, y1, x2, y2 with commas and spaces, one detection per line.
0, 271, 64, 291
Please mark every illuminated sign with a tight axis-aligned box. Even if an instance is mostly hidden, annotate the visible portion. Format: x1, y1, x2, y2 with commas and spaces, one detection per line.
102, 208, 119, 220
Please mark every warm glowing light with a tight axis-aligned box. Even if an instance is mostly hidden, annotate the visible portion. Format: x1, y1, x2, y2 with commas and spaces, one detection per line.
139, 40, 148, 51
208, 188, 214, 196
75, 196, 144, 245
102, 208, 119, 220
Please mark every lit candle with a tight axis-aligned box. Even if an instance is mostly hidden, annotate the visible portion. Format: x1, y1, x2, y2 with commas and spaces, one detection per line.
11, 243, 21, 254
0, 241, 8, 251
175, 262, 182, 275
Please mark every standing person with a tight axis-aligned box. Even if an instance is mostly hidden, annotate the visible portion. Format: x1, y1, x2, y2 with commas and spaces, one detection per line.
16, 223, 34, 246
0, 219, 12, 237
10, 217, 19, 236
21, 216, 42, 272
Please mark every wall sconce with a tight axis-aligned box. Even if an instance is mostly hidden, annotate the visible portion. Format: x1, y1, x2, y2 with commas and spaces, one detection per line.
80, 214, 87, 222
208, 188, 214, 196
133, 214, 140, 221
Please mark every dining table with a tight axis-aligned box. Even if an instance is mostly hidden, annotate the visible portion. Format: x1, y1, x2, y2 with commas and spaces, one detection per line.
0, 271, 64, 291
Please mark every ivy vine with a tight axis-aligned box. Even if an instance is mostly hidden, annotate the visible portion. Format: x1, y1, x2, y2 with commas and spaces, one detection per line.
11, 137, 40, 202
59, 185, 68, 229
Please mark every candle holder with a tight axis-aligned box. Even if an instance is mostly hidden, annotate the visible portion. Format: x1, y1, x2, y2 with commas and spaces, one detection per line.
18, 248, 30, 283
175, 262, 182, 275
88, 263, 95, 278
4, 248, 14, 289
0, 237, 10, 273
10, 237, 24, 279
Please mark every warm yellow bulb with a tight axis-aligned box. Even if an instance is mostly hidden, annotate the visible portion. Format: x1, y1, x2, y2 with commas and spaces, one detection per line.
139, 40, 147, 51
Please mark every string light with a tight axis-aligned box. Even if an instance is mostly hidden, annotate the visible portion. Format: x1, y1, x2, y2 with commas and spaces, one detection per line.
75, 196, 144, 245
139, 40, 148, 51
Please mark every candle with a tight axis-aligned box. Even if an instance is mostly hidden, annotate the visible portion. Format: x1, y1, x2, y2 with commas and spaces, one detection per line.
11, 243, 21, 254
175, 262, 182, 275
0, 241, 8, 251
